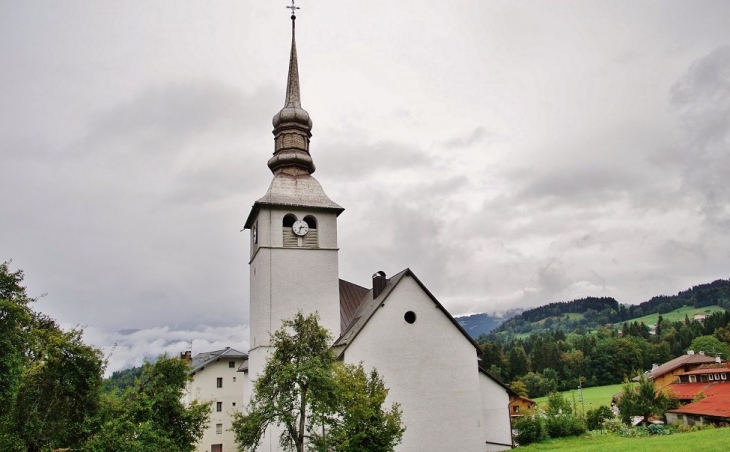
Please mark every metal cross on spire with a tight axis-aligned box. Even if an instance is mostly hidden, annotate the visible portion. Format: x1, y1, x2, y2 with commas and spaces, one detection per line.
286, 0, 300, 18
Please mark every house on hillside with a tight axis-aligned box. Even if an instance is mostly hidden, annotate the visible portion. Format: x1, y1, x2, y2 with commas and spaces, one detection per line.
508, 394, 537, 424
635, 351, 719, 390
664, 363, 730, 425
182, 348, 247, 452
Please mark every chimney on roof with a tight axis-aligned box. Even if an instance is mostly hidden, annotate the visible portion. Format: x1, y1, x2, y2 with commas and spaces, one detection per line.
717, 355, 722, 364
180, 350, 192, 363
688, 350, 695, 355
652, 363, 659, 370
699, 351, 705, 355
372, 271, 387, 299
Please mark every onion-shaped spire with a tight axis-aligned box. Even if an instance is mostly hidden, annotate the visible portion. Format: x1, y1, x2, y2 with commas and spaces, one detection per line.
268, 12, 315, 176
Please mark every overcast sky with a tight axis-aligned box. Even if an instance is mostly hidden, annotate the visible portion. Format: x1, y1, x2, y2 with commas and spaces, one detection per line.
2, 0, 729, 373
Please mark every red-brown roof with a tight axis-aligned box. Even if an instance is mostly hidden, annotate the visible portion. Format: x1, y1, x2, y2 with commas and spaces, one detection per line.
645, 354, 717, 380
680, 367, 730, 376
667, 382, 730, 418
339, 279, 369, 335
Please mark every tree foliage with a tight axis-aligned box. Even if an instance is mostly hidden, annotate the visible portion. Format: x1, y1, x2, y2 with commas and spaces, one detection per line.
1, 261, 209, 452
617, 376, 679, 425
314, 363, 404, 452
0, 261, 104, 452
85, 355, 210, 452
232, 312, 403, 452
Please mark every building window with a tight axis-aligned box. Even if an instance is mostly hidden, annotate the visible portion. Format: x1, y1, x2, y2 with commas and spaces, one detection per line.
216, 402, 223, 412
513, 406, 519, 413
211, 445, 222, 452
709, 374, 714, 381
216, 423, 223, 434
232, 402, 236, 407
217, 377, 223, 388
722, 373, 727, 380
689, 375, 697, 383
229, 361, 235, 368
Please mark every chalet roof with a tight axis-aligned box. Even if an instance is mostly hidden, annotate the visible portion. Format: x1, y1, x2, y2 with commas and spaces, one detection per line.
189, 347, 248, 375
509, 395, 537, 405
678, 363, 730, 376
641, 353, 717, 380
667, 382, 730, 418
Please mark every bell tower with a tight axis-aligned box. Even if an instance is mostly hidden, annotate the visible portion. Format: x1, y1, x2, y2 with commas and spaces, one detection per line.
242, 9, 343, 383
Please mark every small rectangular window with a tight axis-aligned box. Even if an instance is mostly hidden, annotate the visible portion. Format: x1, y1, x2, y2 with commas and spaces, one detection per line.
689, 375, 696, 383
232, 402, 236, 407
229, 361, 235, 368
722, 373, 727, 380
211, 445, 222, 452
216, 402, 222, 412
216, 423, 223, 434
217, 377, 223, 388
709, 374, 714, 381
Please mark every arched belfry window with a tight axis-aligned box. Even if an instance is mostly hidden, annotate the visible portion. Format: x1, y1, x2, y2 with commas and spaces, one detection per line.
302, 215, 318, 248
282, 214, 319, 248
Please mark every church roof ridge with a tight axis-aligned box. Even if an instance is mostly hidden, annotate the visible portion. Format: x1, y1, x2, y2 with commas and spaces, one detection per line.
333, 268, 482, 358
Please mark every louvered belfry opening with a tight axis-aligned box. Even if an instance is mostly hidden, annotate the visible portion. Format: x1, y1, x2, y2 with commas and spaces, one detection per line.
282, 213, 318, 248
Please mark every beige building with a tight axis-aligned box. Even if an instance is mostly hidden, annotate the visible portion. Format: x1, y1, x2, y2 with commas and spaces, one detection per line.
183, 348, 247, 452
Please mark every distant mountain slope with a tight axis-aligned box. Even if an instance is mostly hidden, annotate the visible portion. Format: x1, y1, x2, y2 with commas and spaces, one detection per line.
457, 309, 523, 338
488, 279, 730, 338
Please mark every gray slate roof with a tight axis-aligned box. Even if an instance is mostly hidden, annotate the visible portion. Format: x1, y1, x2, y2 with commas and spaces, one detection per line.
244, 173, 344, 229
189, 347, 248, 375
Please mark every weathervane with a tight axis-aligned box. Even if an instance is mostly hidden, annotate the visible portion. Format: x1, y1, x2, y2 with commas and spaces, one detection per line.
286, 0, 300, 19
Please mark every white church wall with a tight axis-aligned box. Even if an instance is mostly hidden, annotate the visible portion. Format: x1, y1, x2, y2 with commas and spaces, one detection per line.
343, 275, 490, 452
478, 372, 513, 451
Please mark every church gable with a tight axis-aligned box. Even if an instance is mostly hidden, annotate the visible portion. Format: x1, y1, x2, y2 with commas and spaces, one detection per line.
334, 268, 481, 358
338, 270, 493, 451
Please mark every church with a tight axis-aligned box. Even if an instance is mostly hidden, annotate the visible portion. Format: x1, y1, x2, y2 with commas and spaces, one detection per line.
241, 11, 514, 452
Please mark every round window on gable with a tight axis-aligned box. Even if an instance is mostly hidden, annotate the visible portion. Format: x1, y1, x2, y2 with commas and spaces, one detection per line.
404, 311, 416, 324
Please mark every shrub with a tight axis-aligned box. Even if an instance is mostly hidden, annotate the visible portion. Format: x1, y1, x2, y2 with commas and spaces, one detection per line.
603, 417, 628, 434
646, 424, 672, 435
545, 413, 586, 438
586, 405, 615, 431
514, 415, 547, 446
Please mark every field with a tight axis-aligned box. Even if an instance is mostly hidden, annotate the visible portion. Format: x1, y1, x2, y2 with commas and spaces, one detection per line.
518, 427, 730, 451
626, 305, 725, 327
532, 383, 626, 413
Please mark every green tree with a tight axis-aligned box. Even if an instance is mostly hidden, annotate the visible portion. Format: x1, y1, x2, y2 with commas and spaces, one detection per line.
509, 380, 529, 398
232, 312, 403, 452
690, 335, 730, 360
85, 355, 210, 452
617, 376, 678, 425
313, 363, 404, 452
0, 262, 104, 452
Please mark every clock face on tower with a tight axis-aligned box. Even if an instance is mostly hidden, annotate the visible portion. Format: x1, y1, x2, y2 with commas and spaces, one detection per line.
292, 220, 309, 236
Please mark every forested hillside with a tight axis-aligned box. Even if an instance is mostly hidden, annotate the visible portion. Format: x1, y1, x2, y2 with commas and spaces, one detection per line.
490, 279, 730, 337
478, 279, 730, 399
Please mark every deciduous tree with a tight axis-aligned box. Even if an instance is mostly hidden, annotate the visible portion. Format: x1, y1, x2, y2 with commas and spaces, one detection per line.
232, 312, 403, 452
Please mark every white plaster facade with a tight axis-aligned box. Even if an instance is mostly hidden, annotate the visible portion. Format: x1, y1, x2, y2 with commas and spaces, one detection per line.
186, 349, 246, 452
335, 272, 514, 451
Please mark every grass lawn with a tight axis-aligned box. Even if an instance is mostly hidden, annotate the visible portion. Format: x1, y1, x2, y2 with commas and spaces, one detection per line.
518, 428, 730, 452
626, 305, 725, 327
532, 383, 626, 413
